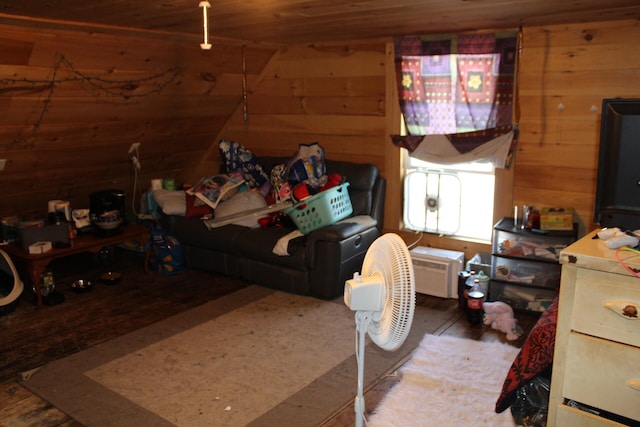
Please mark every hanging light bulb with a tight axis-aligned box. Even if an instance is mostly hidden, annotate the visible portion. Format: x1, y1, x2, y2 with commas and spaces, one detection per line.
199, 1, 212, 50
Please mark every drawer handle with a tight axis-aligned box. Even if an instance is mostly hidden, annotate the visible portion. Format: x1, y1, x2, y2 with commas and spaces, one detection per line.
627, 379, 640, 392
604, 300, 639, 320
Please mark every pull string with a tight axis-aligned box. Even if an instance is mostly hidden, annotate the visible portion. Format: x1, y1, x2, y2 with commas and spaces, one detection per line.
242, 44, 248, 121
514, 26, 523, 124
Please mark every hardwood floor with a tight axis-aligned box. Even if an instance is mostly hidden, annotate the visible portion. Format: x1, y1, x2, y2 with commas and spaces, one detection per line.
0, 247, 539, 426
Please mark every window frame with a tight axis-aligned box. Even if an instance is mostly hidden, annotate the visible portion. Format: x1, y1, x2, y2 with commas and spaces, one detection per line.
403, 152, 496, 243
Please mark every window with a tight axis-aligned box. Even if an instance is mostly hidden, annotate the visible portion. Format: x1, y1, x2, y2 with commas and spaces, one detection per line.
404, 154, 495, 242
394, 32, 518, 243
399, 107, 502, 241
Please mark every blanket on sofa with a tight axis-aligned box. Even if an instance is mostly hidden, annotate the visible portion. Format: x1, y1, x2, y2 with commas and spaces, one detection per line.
152, 140, 334, 228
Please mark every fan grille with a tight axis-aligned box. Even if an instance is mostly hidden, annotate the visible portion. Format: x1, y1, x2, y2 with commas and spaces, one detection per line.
362, 234, 415, 351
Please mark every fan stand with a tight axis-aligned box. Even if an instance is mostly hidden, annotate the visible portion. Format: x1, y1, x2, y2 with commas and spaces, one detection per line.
344, 233, 416, 427
354, 311, 373, 427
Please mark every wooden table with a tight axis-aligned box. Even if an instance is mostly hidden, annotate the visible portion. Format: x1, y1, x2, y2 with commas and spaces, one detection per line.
4, 223, 149, 306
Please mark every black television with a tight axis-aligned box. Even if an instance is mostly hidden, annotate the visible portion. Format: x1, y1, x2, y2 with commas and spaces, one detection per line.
594, 98, 640, 231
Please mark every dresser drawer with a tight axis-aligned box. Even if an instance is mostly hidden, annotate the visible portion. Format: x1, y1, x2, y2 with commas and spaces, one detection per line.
563, 333, 640, 421
572, 268, 640, 347
556, 405, 628, 426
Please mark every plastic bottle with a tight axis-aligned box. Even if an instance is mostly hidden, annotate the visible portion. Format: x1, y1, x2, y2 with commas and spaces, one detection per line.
466, 279, 485, 324
463, 271, 476, 313
476, 270, 490, 296
39, 270, 55, 297
457, 270, 471, 311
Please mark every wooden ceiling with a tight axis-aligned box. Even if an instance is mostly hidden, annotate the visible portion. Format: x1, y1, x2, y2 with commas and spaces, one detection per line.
1, 0, 640, 44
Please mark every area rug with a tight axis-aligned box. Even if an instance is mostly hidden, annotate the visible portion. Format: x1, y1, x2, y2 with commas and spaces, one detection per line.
20, 285, 452, 427
368, 334, 519, 426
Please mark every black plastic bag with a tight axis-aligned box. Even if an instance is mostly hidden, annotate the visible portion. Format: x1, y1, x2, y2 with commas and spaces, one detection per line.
510, 376, 550, 427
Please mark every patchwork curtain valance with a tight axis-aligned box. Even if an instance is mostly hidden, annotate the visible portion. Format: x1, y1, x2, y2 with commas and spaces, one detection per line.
392, 30, 521, 168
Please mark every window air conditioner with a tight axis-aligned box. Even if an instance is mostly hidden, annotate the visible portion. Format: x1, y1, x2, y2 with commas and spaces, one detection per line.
410, 246, 464, 298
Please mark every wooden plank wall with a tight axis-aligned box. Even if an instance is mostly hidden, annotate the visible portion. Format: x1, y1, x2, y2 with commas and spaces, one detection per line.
1, 17, 638, 260
515, 20, 640, 237
203, 19, 640, 258
190, 41, 389, 180
0, 22, 277, 218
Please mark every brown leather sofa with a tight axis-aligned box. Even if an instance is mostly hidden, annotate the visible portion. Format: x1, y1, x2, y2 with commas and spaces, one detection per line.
158, 158, 386, 300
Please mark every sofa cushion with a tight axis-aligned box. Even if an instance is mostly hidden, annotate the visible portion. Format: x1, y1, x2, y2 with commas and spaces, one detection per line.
163, 215, 248, 252
233, 226, 308, 270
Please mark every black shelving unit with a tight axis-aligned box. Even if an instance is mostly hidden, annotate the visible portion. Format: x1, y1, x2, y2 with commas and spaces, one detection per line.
488, 217, 578, 312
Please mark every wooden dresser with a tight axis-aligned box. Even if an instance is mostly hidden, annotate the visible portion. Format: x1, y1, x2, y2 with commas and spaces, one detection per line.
548, 230, 640, 426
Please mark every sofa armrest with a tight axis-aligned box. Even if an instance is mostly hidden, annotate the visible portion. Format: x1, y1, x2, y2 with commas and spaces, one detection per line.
303, 215, 381, 299
307, 215, 376, 242
305, 215, 377, 268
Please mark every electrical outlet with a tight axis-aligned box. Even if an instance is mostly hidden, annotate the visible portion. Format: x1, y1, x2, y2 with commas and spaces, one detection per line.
0, 159, 5, 171
129, 143, 140, 155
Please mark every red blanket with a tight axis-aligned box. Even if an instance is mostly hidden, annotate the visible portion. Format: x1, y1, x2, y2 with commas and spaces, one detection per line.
495, 297, 558, 413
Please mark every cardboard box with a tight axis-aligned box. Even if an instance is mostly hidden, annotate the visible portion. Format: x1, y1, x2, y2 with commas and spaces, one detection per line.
28, 241, 53, 254
540, 207, 573, 230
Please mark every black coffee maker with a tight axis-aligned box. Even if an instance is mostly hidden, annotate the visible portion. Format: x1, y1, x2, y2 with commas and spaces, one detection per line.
89, 189, 126, 235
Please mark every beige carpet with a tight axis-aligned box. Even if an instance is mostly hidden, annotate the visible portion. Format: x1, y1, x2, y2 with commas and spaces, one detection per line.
368, 334, 519, 427
85, 289, 354, 426
21, 285, 453, 427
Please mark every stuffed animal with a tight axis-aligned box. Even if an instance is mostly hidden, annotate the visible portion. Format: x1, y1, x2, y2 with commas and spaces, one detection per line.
483, 301, 523, 340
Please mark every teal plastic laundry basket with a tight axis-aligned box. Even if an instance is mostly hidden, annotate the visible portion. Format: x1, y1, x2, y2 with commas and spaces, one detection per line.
285, 183, 353, 234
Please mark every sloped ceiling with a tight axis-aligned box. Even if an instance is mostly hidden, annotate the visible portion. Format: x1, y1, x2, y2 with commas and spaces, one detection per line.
1, 0, 640, 44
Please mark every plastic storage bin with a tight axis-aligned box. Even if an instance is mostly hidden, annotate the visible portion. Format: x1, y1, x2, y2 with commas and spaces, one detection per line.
467, 252, 492, 276
493, 217, 577, 262
491, 255, 561, 288
286, 183, 353, 234
489, 280, 557, 312
488, 217, 577, 313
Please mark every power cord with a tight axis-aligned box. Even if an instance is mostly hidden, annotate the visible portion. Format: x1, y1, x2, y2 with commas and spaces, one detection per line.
406, 230, 423, 250
615, 247, 640, 279
129, 145, 140, 218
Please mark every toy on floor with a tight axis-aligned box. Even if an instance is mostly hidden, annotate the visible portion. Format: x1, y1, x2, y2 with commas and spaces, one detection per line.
483, 301, 523, 340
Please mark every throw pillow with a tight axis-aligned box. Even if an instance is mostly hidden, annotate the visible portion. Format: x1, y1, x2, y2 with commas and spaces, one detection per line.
152, 190, 186, 216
